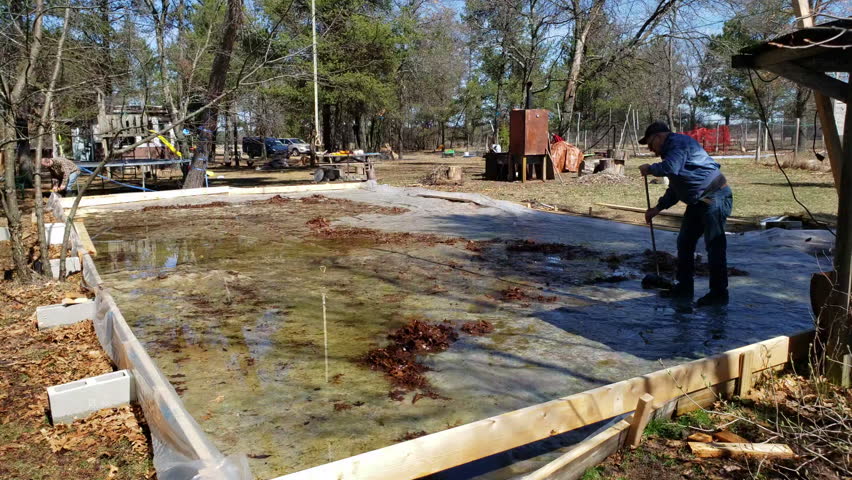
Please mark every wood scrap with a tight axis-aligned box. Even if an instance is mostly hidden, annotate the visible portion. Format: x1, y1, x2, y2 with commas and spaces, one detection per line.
687, 432, 714, 443
713, 430, 749, 443
688, 442, 795, 459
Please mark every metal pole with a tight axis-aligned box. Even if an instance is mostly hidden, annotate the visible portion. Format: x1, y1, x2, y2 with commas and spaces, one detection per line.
576, 112, 581, 147
311, 0, 321, 150
715, 122, 720, 153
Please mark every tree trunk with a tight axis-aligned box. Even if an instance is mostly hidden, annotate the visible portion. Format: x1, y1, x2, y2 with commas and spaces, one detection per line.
232, 107, 239, 166
353, 114, 362, 150
560, 2, 601, 135
34, 5, 71, 277
183, 0, 243, 189
223, 107, 231, 166
2, 128, 31, 281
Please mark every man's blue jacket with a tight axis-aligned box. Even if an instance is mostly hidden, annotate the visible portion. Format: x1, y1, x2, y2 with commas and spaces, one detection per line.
648, 133, 722, 210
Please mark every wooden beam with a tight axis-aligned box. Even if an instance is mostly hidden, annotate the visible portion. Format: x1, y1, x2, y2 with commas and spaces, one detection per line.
626, 394, 655, 448
73, 221, 96, 256
764, 63, 848, 103
275, 332, 807, 480
737, 350, 755, 396
520, 417, 631, 480
689, 442, 796, 459
595, 203, 753, 225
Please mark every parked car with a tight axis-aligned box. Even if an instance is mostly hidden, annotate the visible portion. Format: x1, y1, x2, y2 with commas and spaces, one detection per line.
242, 137, 290, 159
279, 138, 311, 155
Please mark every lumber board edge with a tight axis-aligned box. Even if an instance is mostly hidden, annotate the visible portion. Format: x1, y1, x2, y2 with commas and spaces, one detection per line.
521, 417, 631, 480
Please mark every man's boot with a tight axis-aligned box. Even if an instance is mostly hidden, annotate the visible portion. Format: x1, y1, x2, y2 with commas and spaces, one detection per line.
696, 290, 729, 307
660, 283, 693, 299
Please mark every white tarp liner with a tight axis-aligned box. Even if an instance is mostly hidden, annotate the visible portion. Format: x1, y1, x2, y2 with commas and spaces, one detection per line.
48, 194, 251, 480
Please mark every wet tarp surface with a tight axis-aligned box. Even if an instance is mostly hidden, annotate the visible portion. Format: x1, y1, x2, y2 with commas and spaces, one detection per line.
86, 184, 827, 479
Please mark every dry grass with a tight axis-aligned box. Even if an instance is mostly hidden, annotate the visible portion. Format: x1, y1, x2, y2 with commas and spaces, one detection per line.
589, 370, 851, 479
375, 151, 838, 227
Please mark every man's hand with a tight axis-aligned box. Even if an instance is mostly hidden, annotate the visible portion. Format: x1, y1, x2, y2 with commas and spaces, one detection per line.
52, 186, 59, 192
638, 164, 651, 176
645, 207, 660, 224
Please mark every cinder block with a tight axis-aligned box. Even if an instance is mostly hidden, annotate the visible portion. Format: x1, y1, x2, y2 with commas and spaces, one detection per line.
47, 370, 135, 424
1, 224, 65, 243
45, 223, 66, 245
36, 301, 96, 330
49, 257, 81, 279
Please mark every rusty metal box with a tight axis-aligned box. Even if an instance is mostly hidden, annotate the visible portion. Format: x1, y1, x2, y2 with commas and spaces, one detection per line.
509, 109, 549, 156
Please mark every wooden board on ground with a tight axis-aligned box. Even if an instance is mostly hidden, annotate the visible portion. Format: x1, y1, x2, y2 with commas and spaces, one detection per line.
73, 221, 97, 256
596, 203, 753, 225
520, 417, 631, 480
689, 442, 795, 459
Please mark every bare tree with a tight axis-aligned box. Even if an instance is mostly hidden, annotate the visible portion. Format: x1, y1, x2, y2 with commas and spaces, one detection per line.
1, 0, 46, 281
183, 0, 244, 188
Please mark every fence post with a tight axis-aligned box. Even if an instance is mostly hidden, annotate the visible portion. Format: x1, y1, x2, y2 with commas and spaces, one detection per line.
754, 120, 762, 162
794, 118, 801, 161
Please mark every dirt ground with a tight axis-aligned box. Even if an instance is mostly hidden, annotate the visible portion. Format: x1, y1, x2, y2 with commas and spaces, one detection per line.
176, 149, 837, 232
0, 277, 155, 479
586, 372, 852, 480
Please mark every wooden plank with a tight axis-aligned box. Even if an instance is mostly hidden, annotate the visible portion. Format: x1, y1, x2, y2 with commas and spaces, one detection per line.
275, 333, 803, 480
764, 63, 847, 103
626, 394, 655, 448
59, 186, 232, 209
73, 221, 96, 256
229, 183, 363, 195
689, 442, 795, 459
676, 379, 736, 416
520, 417, 631, 480
596, 203, 753, 225
737, 350, 755, 396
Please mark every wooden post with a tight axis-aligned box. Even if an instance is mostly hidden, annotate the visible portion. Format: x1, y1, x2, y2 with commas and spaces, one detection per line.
842, 353, 851, 388
626, 393, 655, 448
794, 118, 800, 161
737, 350, 754, 396
754, 121, 762, 162
521, 156, 527, 183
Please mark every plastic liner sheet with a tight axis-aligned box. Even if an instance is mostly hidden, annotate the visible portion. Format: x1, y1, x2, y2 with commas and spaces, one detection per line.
48, 194, 251, 480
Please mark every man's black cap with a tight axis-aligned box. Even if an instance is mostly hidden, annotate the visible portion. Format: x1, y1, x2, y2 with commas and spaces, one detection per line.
638, 121, 671, 145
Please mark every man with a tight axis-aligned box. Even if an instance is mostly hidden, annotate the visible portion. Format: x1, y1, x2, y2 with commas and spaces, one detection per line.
638, 121, 733, 307
41, 156, 80, 196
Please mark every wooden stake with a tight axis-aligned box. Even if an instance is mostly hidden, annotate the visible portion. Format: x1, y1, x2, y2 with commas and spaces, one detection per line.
689, 442, 795, 459
737, 350, 754, 396
521, 157, 527, 183
626, 393, 655, 448
842, 353, 851, 388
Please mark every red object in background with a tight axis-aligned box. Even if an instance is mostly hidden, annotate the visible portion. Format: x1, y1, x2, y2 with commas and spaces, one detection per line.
678, 125, 731, 153
551, 134, 565, 143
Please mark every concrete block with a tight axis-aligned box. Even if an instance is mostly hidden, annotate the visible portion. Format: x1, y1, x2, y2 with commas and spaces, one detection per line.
45, 223, 67, 245
0, 226, 8, 242
47, 370, 135, 424
36, 301, 96, 330
49, 257, 81, 279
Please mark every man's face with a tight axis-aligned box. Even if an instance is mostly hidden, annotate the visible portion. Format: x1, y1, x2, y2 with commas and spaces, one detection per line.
41, 159, 53, 168
647, 133, 666, 156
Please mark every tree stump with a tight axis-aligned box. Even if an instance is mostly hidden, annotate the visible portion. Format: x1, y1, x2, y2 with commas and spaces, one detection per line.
446, 166, 463, 182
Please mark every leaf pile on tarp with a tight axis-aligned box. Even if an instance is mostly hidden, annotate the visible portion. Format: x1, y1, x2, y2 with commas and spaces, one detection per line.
364, 318, 458, 394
